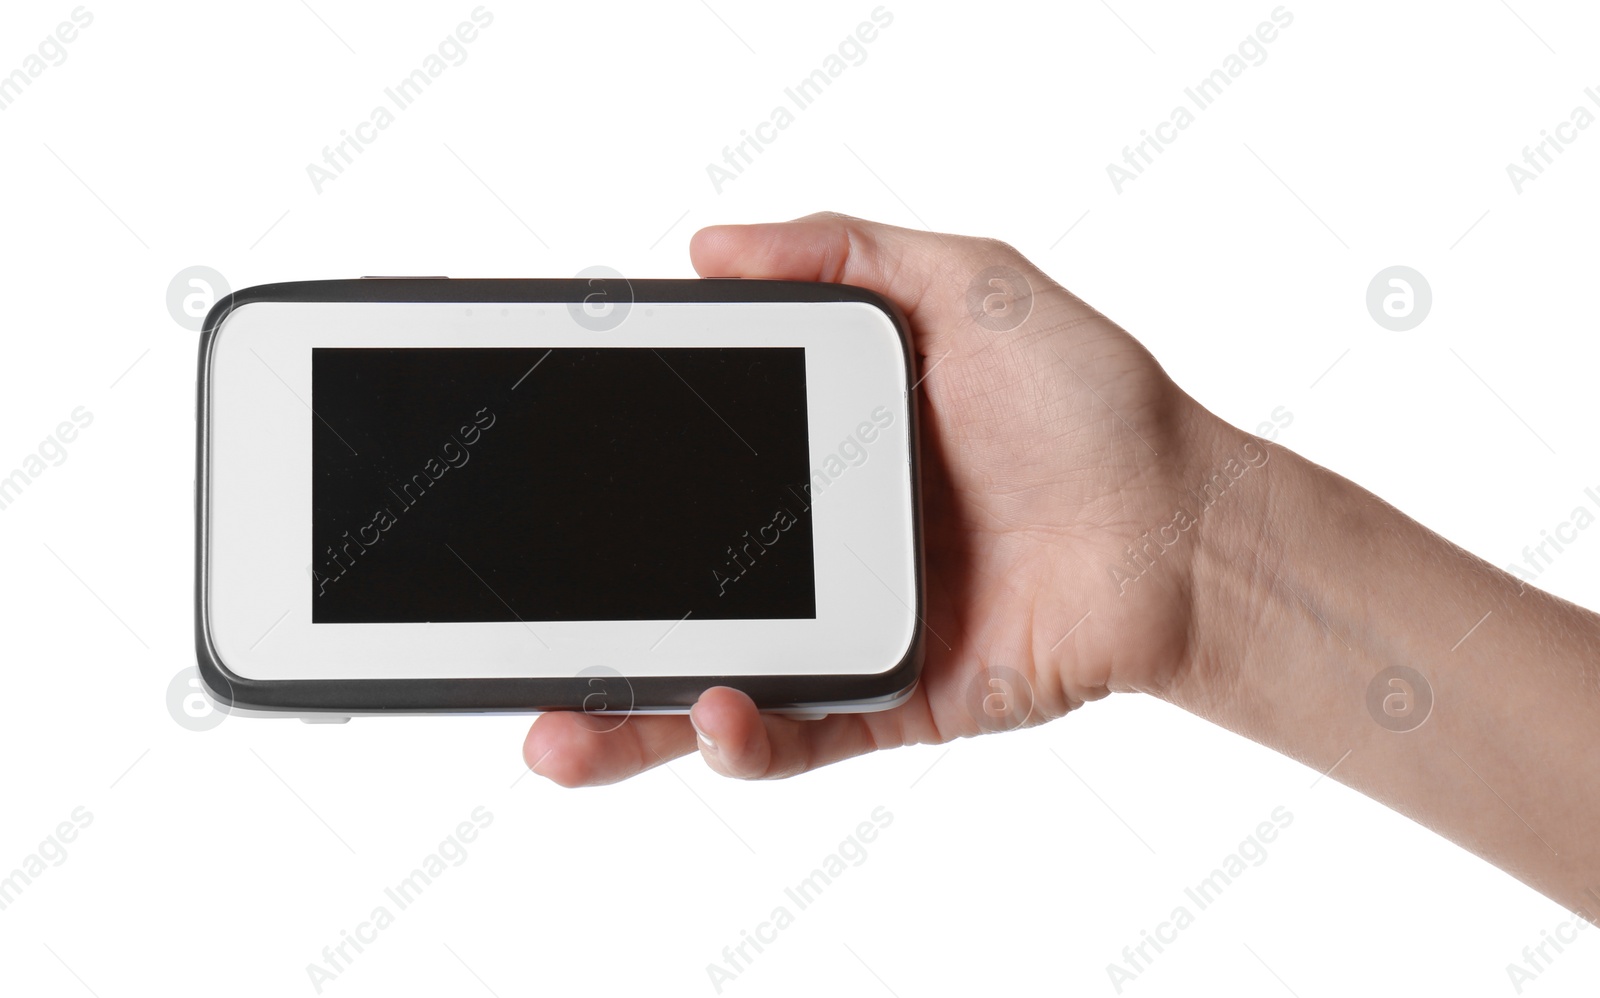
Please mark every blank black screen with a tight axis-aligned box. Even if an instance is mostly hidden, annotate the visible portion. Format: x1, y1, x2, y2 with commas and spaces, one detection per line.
310, 347, 815, 623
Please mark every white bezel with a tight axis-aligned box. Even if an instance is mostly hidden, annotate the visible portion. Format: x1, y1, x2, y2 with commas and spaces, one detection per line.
205, 300, 918, 683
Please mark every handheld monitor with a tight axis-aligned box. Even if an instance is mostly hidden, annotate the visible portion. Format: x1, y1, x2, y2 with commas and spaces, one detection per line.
194, 278, 925, 719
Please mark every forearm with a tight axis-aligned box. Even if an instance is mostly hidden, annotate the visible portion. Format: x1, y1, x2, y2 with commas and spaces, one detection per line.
1167, 411, 1600, 916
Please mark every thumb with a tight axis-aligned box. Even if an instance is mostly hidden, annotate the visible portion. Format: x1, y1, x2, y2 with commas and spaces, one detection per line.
688, 212, 1048, 351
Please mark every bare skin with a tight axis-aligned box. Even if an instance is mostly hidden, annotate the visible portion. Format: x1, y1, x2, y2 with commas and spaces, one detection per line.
523, 213, 1600, 917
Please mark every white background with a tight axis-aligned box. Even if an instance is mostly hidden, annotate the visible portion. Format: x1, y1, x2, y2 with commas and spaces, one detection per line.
1, 1, 1597, 995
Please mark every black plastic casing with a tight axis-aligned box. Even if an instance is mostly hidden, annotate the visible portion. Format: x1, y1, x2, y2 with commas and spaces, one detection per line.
195, 278, 926, 715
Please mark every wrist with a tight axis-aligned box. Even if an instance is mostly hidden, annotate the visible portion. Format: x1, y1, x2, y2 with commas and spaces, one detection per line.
1157, 409, 1377, 748
1156, 400, 1296, 712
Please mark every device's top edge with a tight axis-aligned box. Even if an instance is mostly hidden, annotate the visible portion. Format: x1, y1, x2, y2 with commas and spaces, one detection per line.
199, 279, 904, 347
215, 278, 893, 307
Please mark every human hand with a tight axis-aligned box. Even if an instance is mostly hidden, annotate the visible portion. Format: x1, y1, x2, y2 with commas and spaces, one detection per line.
524, 212, 1235, 786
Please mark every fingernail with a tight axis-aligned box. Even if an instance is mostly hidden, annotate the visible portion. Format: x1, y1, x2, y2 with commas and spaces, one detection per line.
689, 710, 717, 753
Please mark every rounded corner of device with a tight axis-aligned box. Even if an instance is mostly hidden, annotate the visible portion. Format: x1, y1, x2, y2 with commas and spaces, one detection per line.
881, 631, 927, 700
194, 604, 286, 715
194, 633, 245, 711
199, 287, 253, 348
818, 632, 926, 714
829, 283, 911, 342
845, 283, 907, 322
200, 280, 340, 353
